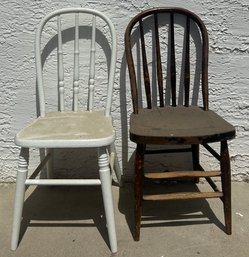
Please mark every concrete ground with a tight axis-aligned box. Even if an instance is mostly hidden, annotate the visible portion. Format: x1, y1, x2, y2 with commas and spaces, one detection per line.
1, 181, 249, 257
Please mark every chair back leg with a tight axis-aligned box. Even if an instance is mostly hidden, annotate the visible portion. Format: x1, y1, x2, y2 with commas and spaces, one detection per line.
46, 148, 54, 179
109, 143, 123, 186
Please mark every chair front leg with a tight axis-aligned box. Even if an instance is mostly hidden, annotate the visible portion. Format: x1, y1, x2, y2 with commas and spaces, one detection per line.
220, 140, 232, 235
11, 147, 29, 250
134, 143, 145, 241
98, 147, 117, 253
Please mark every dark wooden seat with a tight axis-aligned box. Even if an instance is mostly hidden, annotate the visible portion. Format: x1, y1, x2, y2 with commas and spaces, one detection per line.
125, 7, 235, 241
130, 106, 235, 144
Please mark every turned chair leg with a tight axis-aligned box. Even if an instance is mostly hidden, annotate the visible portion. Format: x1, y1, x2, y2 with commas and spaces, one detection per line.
220, 140, 232, 235
134, 144, 145, 241
11, 148, 29, 250
98, 147, 117, 253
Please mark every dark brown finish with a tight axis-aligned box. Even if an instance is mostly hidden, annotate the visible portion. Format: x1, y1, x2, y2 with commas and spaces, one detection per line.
144, 170, 221, 179
154, 13, 164, 107
184, 16, 190, 107
143, 191, 223, 201
125, 7, 235, 241
129, 106, 235, 144
139, 20, 152, 109
134, 144, 145, 241
125, 7, 210, 114
170, 13, 176, 106
220, 140, 232, 234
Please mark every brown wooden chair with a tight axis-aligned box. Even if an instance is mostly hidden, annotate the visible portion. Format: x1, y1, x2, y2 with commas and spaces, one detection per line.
124, 7, 235, 241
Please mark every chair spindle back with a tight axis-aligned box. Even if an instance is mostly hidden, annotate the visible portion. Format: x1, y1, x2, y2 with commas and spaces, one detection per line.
125, 8, 209, 114
35, 8, 117, 117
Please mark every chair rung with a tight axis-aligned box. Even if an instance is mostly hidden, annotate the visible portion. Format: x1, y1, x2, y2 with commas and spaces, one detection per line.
144, 170, 221, 179
143, 191, 223, 201
25, 179, 101, 186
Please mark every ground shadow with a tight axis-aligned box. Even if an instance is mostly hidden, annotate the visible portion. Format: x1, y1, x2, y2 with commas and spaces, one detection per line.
19, 186, 111, 249
118, 181, 226, 240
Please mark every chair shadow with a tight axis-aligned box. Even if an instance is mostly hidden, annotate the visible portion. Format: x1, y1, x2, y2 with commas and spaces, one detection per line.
118, 181, 226, 240
19, 186, 111, 249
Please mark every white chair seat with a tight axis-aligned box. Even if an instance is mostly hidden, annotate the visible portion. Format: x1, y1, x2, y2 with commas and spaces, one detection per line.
15, 111, 115, 148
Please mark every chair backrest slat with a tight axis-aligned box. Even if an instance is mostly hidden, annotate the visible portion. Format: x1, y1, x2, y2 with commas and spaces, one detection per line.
57, 15, 65, 111
88, 15, 96, 112
202, 29, 209, 111
154, 13, 164, 107
73, 12, 80, 111
139, 20, 152, 109
184, 16, 190, 107
170, 13, 176, 107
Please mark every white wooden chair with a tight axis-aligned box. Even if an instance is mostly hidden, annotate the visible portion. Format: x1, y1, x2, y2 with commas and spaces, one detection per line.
11, 8, 122, 253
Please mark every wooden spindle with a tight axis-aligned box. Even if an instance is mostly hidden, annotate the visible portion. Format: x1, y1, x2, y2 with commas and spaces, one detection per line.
184, 16, 190, 107
202, 29, 209, 111
154, 13, 164, 107
139, 20, 152, 109
88, 15, 96, 112
73, 12, 80, 111
170, 13, 176, 106
57, 15, 65, 111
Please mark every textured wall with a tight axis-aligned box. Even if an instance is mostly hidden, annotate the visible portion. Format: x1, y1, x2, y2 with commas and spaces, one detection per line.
0, 0, 248, 182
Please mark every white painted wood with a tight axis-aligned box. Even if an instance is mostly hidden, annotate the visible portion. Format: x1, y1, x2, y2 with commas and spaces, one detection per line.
73, 12, 80, 112
109, 143, 123, 186
88, 15, 96, 112
46, 148, 53, 179
35, 151, 51, 175
98, 147, 117, 253
11, 148, 29, 251
13, 8, 120, 253
57, 15, 65, 111
15, 111, 115, 148
25, 179, 101, 186
35, 7, 117, 116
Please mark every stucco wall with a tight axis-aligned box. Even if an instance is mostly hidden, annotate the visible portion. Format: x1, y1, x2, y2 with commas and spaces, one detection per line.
0, 0, 249, 182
